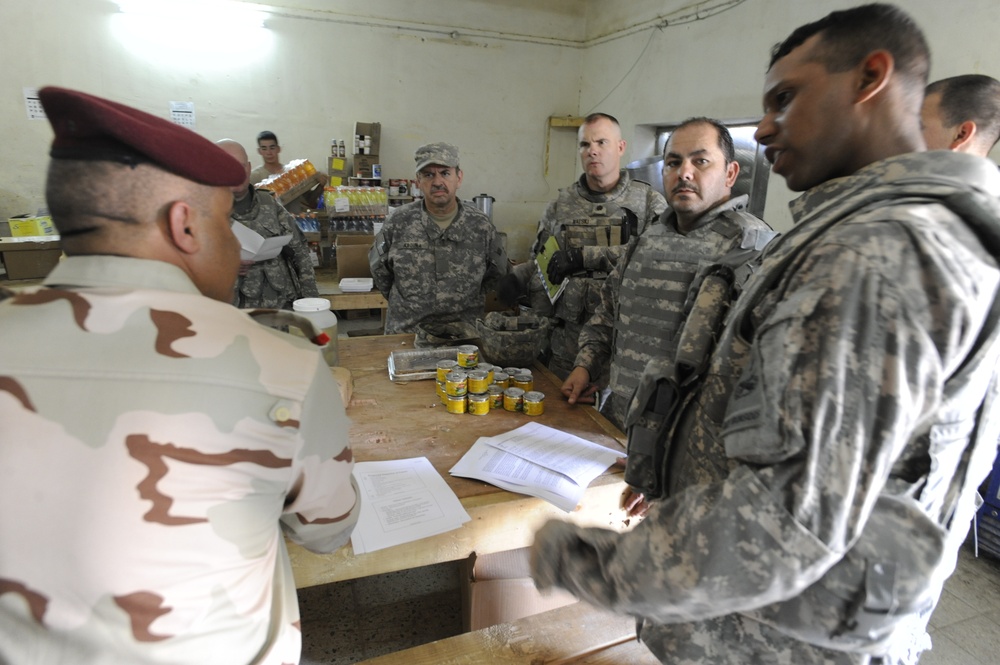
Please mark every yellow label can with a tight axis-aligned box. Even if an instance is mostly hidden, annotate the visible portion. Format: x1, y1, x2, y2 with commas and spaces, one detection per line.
436, 359, 459, 383
503, 387, 525, 412
487, 384, 505, 409
445, 370, 468, 397
456, 345, 479, 368
493, 371, 510, 389
468, 393, 490, 416
512, 373, 534, 392
446, 394, 468, 414
467, 369, 490, 395
523, 391, 545, 416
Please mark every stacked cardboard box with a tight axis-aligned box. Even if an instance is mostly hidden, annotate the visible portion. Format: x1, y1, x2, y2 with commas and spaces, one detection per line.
335, 234, 375, 281
354, 121, 381, 177
460, 548, 577, 632
328, 156, 350, 187
0, 237, 62, 280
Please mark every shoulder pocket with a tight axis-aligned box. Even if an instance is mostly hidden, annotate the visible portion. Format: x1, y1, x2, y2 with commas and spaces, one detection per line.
723, 287, 826, 464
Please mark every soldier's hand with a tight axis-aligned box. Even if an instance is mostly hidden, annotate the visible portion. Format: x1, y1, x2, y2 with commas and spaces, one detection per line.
238, 260, 254, 277
561, 367, 597, 405
622, 488, 650, 518
496, 273, 523, 307
546, 247, 584, 283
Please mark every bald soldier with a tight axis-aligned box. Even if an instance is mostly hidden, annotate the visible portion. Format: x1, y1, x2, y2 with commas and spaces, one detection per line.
0, 87, 359, 664
499, 113, 667, 379
216, 138, 319, 310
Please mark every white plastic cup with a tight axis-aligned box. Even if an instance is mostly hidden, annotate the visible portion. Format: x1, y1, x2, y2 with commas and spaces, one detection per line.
292, 297, 339, 367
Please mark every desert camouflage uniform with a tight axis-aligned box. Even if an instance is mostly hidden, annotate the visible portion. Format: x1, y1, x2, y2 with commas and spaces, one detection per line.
232, 187, 319, 310
574, 194, 775, 430
532, 152, 1000, 664
511, 170, 667, 379
0, 256, 360, 665
369, 199, 510, 335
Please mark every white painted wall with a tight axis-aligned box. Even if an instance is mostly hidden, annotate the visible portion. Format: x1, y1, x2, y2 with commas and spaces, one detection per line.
579, 0, 1000, 232
2, 0, 999, 258
0, 0, 588, 259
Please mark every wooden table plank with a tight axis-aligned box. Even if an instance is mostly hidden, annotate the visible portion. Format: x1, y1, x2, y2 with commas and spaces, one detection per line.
289, 334, 631, 587
355, 602, 660, 664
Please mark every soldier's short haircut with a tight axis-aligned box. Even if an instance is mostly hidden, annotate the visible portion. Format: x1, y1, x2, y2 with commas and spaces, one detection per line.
668, 117, 736, 164
767, 3, 929, 91
583, 113, 621, 128
257, 130, 278, 145
46, 159, 209, 242
926, 75, 1000, 151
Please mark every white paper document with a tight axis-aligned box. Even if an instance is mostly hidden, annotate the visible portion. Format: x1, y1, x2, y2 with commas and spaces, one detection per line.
231, 221, 291, 261
350, 457, 471, 555
450, 423, 623, 512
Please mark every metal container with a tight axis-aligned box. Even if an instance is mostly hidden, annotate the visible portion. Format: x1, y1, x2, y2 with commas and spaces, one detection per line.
503, 387, 525, 412
446, 394, 468, 414
456, 344, 479, 368
468, 393, 490, 416
523, 391, 545, 416
445, 370, 468, 397
472, 193, 495, 221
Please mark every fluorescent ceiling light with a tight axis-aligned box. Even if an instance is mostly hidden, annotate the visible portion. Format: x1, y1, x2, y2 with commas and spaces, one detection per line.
115, 0, 268, 30
112, 0, 273, 67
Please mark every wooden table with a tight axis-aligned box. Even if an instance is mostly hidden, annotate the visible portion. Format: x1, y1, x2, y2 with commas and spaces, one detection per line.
288, 334, 630, 588
314, 267, 387, 326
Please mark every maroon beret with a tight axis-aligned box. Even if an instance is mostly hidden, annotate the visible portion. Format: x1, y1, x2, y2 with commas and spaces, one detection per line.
38, 86, 245, 187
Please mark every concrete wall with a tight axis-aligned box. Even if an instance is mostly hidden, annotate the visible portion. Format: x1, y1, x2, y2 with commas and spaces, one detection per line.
2, 0, 999, 256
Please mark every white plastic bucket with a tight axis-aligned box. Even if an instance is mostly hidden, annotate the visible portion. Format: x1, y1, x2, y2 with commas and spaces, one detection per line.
292, 297, 339, 367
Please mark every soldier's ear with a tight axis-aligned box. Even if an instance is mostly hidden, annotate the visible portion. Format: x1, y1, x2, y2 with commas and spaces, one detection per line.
855, 49, 892, 106
951, 121, 977, 151
165, 200, 200, 255
725, 160, 740, 188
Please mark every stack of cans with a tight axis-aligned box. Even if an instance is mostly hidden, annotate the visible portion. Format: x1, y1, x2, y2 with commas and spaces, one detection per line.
434, 346, 544, 416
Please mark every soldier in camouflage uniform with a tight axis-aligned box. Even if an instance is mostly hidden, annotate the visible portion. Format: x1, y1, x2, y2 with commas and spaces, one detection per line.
218, 139, 319, 310
531, 5, 1000, 664
921, 74, 1000, 156
499, 113, 667, 379
369, 142, 510, 334
0, 87, 360, 665
563, 118, 776, 433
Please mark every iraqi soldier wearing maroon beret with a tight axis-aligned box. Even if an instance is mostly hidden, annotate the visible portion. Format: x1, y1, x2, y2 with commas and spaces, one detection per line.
0, 87, 359, 664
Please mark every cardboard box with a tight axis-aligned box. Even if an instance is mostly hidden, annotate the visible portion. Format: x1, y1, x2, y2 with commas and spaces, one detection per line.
353, 154, 380, 178
327, 156, 350, 179
335, 234, 374, 280
460, 549, 577, 632
354, 121, 381, 154
8, 215, 56, 237
0, 238, 62, 280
